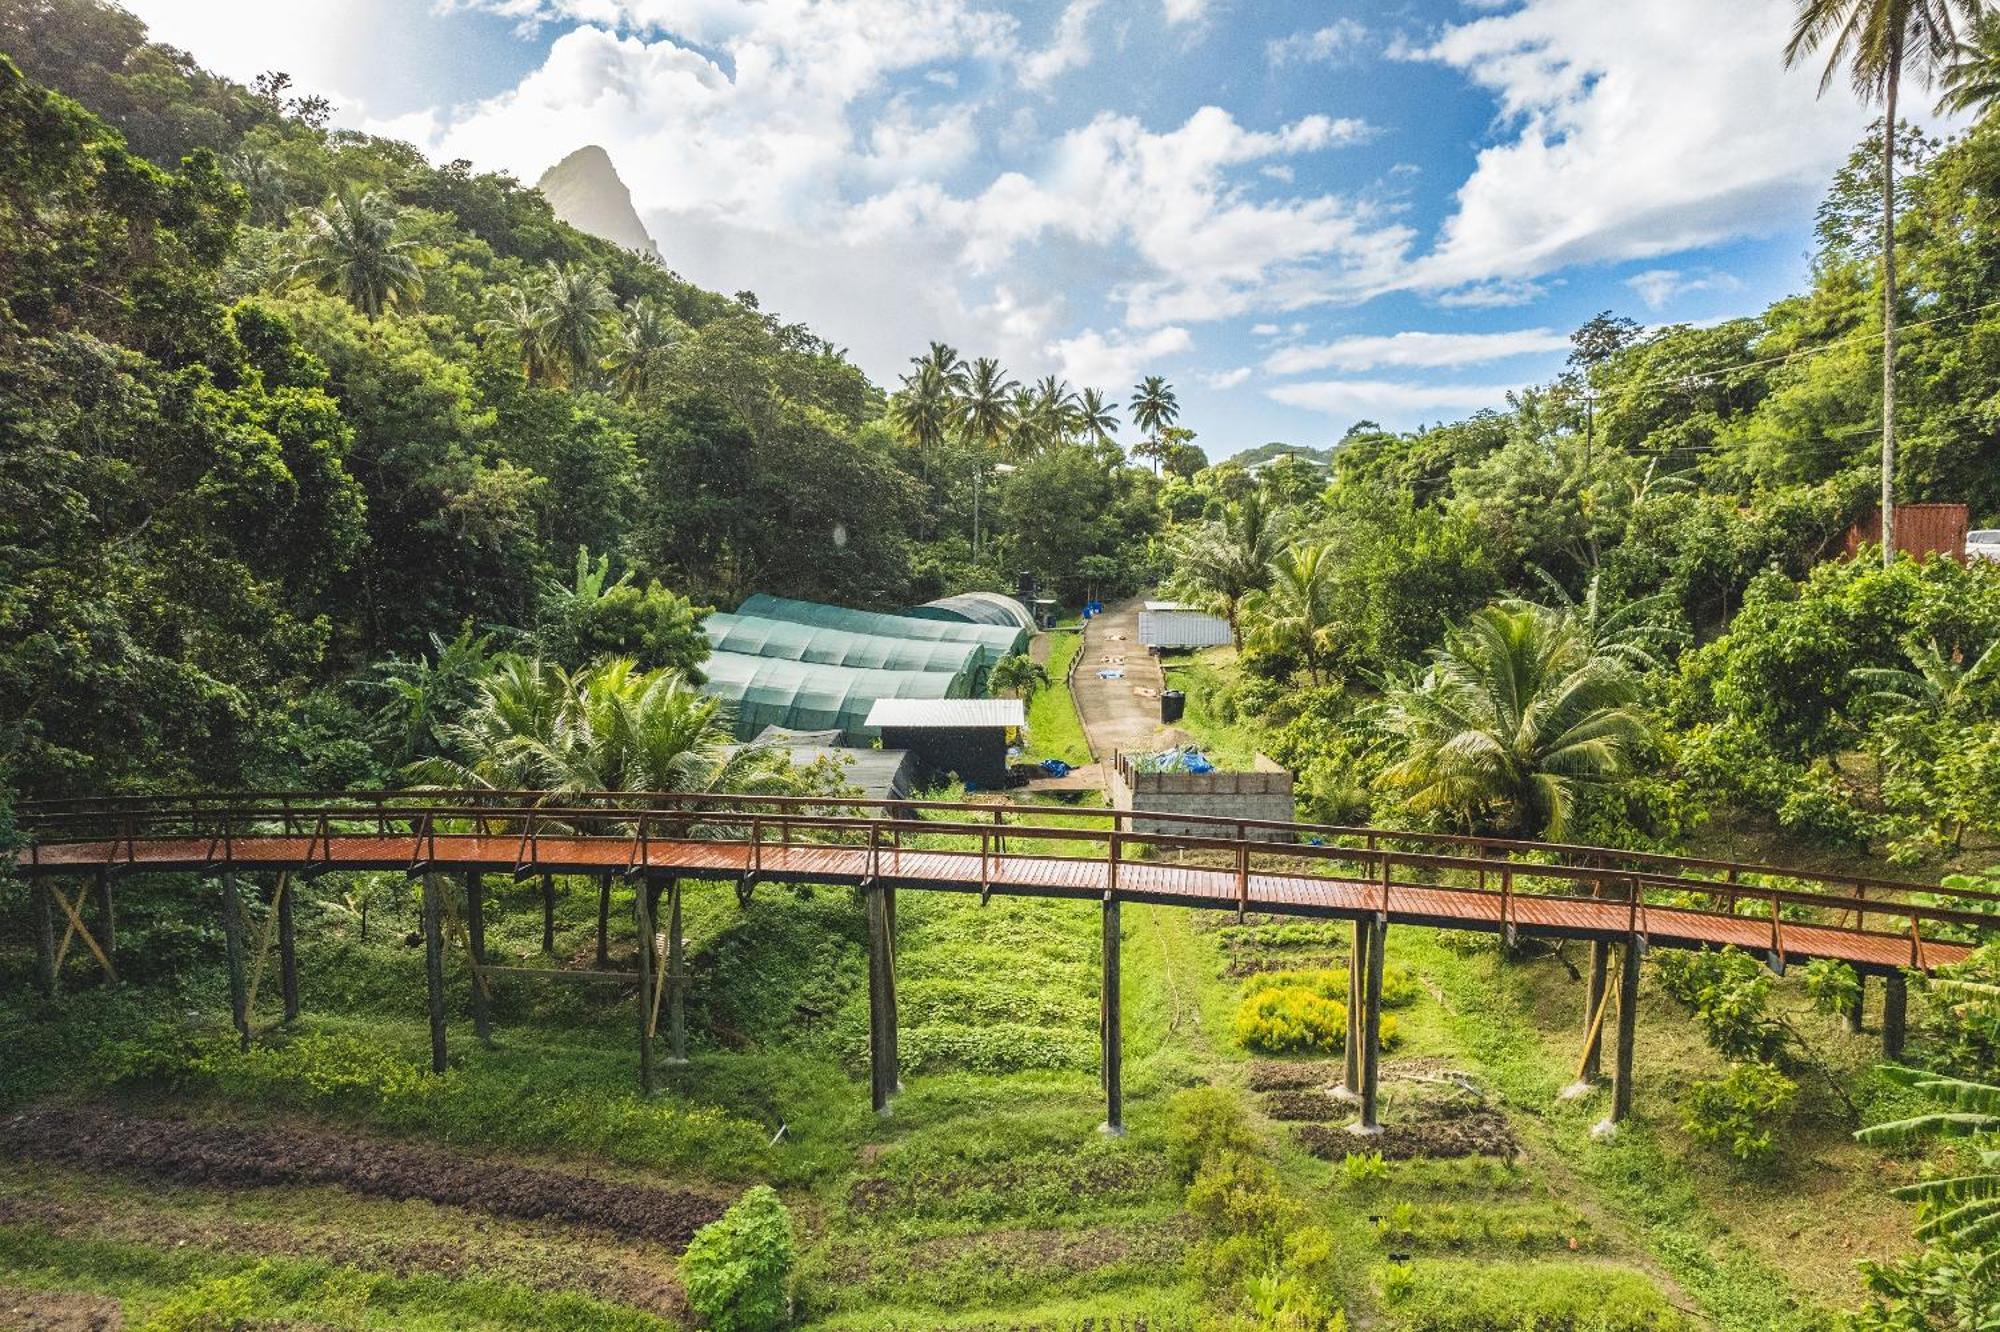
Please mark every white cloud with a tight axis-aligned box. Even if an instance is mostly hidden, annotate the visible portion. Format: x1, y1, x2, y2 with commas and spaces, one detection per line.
1624, 267, 1743, 310
1264, 328, 1568, 376
1021, 0, 1101, 90
859, 97, 979, 182
1404, 0, 1948, 292
1266, 20, 1366, 67
1433, 278, 1548, 308
1049, 325, 1193, 389
1202, 366, 1253, 389
1161, 0, 1207, 25
1267, 379, 1519, 422
1250, 323, 1281, 337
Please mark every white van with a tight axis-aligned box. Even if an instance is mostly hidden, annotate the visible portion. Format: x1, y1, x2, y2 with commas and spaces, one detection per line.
1970, 529, 2000, 563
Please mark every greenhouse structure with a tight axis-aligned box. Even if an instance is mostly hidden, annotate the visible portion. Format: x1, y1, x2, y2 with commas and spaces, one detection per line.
703, 613, 984, 693
903, 591, 1037, 633
736, 594, 1028, 671
699, 650, 972, 743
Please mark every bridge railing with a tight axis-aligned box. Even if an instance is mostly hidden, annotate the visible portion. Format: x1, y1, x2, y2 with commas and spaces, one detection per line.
15, 789, 1997, 965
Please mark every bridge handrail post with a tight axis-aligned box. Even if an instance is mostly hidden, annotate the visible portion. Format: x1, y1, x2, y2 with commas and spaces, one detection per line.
1108, 829, 1119, 894
1769, 890, 1784, 967
752, 815, 763, 875
1236, 839, 1250, 918
868, 823, 881, 882
1500, 866, 1513, 934
1379, 847, 1391, 914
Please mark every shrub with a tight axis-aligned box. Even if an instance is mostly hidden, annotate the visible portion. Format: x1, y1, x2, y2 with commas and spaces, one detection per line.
1165, 1085, 1257, 1182
1651, 947, 1784, 1060
1240, 965, 1421, 1010
1233, 987, 1401, 1055
1340, 1151, 1389, 1191
677, 1186, 796, 1332
1683, 1063, 1797, 1164
1800, 958, 1860, 1020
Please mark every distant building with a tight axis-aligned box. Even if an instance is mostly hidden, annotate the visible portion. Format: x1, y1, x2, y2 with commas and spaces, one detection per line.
1843, 504, 1969, 562
864, 698, 1026, 789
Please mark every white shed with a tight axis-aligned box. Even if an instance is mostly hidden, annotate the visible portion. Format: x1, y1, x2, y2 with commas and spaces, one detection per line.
1138, 601, 1233, 649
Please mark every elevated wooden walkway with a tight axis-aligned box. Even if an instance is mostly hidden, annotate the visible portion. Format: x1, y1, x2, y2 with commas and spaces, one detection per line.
15, 791, 1992, 1136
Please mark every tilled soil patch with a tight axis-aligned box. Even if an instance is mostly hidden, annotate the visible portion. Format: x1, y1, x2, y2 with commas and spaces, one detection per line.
846, 1156, 1166, 1219
1222, 954, 1346, 979
1259, 1089, 1353, 1123
0, 1287, 122, 1332
0, 1188, 684, 1318
1245, 1060, 1342, 1092
2, 1108, 723, 1249
1295, 1108, 1519, 1162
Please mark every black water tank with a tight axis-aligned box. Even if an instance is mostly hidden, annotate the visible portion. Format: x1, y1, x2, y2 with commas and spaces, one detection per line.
1016, 570, 1035, 602
1160, 689, 1186, 723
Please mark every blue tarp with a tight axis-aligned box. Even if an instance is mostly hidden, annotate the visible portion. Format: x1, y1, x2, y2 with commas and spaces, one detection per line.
1134, 745, 1215, 774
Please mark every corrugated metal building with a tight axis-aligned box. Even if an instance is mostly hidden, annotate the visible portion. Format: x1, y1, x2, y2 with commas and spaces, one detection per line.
732, 726, 917, 801
904, 591, 1038, 632
737, 594, 1029, 671
864, 698, 1026, 789
1844, 503, 1970, 562
704, 613, 983, 693
1137, 601, 1234, 650
701, 651, 970, 744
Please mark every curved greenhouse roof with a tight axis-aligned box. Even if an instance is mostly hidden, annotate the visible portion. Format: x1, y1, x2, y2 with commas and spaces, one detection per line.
699, 650, 971, 743
905, 591, 1037, 632
737, 594, 1028, 670
704, 613, 982, 692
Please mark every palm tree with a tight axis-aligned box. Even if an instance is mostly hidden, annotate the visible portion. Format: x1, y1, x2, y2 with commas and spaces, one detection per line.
1937, 9, 2000, 114
1787, 0, 1982, 567
1517, 569, 1686, 674
291, 188, 424, 318
540, 262, 616, 389
990, 653, 1051, 703
1128, 375, 1179, 474
228, 148, 288, 225
1374, 604, 1653, 839
416, 655, 576, 791
1239, 540, 1340, 684
889, 342, 966, 481
1166, 493, 1286, 647
1077, 387, 1121, 449
1854, 636, 2000, 713
606, 297, 680, 402
962, 357, 1019, 561
477, 282, 553, 384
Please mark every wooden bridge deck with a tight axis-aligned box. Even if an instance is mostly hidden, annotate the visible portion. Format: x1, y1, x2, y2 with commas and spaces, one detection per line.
21, 832, 1971, 975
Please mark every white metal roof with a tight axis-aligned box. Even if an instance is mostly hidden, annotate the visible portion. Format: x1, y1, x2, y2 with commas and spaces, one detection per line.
864, 698, 1026, 729
1143, 600, 1196, 612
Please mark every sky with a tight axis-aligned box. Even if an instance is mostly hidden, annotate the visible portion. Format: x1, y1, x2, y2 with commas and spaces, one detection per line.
120, 0, 1949, 458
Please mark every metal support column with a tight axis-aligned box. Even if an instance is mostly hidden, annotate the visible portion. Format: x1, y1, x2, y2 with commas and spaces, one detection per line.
422, 873, 447, 1074
541, 873, 556, 955
635, 879, 657, 1095
464, 871, 491, 1045
221, 872, 250, 1052
34, 881, 57, 997
93, 867, 115, 963
1846, 974, 1866, 1035
867, 883, 896, 1114
1100, 895, 1123, 1135
1883, 972, 1908, 1060
595, 873, 612, 967
1351, 917, 1387, 1135
1339, 915, 1367, 1099
666, 877, 687, 1066
1610, 936, 1641, 1124
1580, 940, 1609, 1083
277, 874, 299, 1022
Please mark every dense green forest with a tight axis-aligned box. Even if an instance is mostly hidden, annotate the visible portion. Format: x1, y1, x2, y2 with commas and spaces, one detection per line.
8, 1, 2000, 1328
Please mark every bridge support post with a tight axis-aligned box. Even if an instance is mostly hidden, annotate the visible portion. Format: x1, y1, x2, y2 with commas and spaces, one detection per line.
277, 874, 299, 1023
465, 872, 491, 1046
666, 877, 687, 1066
1100, 895, 1124, 1136
541, 874, 556, 955
34, 882, 58, 997
1350, 917, 1387, 1136
221, 872, 251, 1052
422, 873, 447, 1074
595, 873, 612, 968
886, 886, 899, 1088
1846, 974, 1866, 1035
93, 867, 115, 963
1580, 941, 1608, 1082
635, 878, 657, 1095
1334, 918, 1367, 1102
1883, 973, 1907, 1060
867, 883, 896, 1114
1599, 936, 1642, 1134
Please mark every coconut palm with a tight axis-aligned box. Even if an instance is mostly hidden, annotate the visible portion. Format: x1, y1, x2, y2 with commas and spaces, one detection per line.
606, 297, 680, 402
989, 653, 1051, 703
1128, 375, 1179, 474
477, 282, 554, 384
540, 262, 616, 389
291, 188, 424, 318
1937, 8, 2000, 114
415, 656, 576, 791
1374, 604, 1653, 839
962, 357, 1019, 560
1787, 0, 1983, 566
1239, 540, 1340, 685
1077, 387, 1121, 449
1166, 493, 1286, 647
889, 342, 966, 481
1516, 568, 1686, 673
228, 148, 288, 225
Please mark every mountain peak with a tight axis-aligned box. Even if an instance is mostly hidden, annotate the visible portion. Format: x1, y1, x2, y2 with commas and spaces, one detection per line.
536, 145, 659, 259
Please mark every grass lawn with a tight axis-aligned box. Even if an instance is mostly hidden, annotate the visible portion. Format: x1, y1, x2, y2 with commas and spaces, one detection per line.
1024, 626, 1091, 767
1160, 645, 1264, 770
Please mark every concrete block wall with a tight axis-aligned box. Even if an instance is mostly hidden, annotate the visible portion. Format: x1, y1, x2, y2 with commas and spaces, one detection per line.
1110, 754, 1296, 841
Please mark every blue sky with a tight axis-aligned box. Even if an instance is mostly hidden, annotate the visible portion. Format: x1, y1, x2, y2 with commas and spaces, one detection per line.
124, 0, 1934, 459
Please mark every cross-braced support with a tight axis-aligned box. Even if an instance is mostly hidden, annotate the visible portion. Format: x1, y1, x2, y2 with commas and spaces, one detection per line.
1100, 894, 1123, 1136
1335, 916, 1368, 1103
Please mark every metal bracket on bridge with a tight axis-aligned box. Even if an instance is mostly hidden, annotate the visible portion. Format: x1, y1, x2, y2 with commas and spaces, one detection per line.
736, 873, 760, 908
